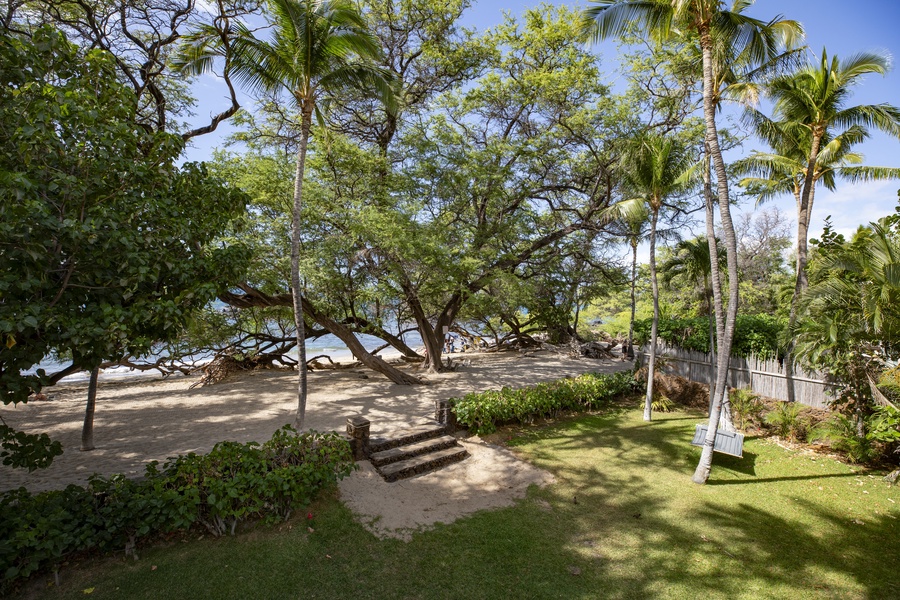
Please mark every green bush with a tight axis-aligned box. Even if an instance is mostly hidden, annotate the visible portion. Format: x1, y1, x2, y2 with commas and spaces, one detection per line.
0, 427, 354, 591
634, 314, 783, 359
764, 402, 807, 441
730, 388, 764, 430
452, 371, 638, 435
810, 414, 884, 464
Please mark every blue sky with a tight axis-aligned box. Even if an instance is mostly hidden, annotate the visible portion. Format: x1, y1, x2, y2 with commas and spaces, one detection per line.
185, 0, 900, 243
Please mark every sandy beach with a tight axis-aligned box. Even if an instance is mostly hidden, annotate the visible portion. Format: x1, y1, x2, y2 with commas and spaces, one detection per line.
1, 350, 631, 539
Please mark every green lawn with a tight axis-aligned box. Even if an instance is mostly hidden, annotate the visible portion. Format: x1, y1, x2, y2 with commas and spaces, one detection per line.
22, 408, 900, 599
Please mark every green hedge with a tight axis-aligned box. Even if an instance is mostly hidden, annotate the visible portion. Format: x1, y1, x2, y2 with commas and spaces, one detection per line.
452, 371, 638, 435
0, 427, 354, 590
633, 314, 783, 359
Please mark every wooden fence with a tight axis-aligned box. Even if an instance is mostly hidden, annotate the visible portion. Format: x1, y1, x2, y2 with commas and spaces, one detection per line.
640, 342, 837, 409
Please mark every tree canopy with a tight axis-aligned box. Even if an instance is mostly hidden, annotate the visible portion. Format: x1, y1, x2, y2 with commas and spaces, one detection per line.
0, 26, 248, 467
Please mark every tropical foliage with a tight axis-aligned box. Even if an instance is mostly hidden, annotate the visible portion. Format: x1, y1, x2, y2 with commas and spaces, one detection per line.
451, 371, 638, 435
0, 427, 354, 591
1, 0, 899, 480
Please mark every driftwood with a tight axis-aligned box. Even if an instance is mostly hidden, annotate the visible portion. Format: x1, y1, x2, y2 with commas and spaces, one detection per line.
191, 353, 293, 388
219, 284, 423, 385
580, 341, 614, 359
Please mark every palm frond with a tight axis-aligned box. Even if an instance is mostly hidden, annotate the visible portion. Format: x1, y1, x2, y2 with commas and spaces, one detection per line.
580, 1, 673, 44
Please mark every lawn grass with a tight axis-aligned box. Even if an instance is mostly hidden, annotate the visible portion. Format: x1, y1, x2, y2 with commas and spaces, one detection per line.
19, 407, 900, 599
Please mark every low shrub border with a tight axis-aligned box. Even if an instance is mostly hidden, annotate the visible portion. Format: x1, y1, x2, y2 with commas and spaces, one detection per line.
451, 371, 639, 435
0, 426, 354, 591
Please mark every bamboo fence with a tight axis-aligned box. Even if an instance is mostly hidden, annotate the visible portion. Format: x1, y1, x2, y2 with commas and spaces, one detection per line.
640, 342, 837, 409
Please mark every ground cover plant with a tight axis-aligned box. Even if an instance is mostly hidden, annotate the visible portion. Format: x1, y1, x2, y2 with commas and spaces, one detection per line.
13, 408, 898, 600
0, 428, 353, 592
450, 371, 638, 434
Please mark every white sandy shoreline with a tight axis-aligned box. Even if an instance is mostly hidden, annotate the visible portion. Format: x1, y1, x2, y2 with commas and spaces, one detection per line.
1, 351, 632, 539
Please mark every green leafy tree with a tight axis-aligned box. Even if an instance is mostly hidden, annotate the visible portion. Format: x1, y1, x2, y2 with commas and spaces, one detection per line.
8, 0, 255, 137
796, 217, 900, 440
608, 133, 698, 421
582, 0, 802, 483
0, 27, 248, 468
311, 4, 623, 372
175, 0, 395, 428
661, 236, 725, 411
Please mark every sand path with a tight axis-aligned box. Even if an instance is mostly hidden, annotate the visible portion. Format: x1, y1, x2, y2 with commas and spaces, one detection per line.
1, 351, 631, 539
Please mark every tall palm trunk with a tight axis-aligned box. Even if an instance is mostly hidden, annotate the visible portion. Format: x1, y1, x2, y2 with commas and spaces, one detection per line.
693, 30, 740, 484
644, 206, 660, 421
627, 238, 638, 360
784, 133, 823, 405
702, 150, 721, 416
291, 106, 313, 430
701, 146, 732, 430
789, 132, 823, 323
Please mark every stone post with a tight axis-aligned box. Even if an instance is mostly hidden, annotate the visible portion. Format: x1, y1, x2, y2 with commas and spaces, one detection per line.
434, 399, 457, 430
346, 416, 370, 461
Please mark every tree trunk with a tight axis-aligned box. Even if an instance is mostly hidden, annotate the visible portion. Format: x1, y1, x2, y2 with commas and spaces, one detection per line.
219, 286, 423, 384
701, 145, 733, 433
702, 152, 721, 418
693, 30, 740, 484
627, 238, 638, 360
80, 367, 99, 451
304, 301, 423, 385
784, 134, 822, 406
400, 278, 445, 372
341, 317, 421, 359
793, 133, 822, 301
291, 107, 313, 430
644, 206, 660, 421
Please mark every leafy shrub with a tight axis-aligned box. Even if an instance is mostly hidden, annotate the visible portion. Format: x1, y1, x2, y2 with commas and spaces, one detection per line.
730, 388, 764, 430
764, 402, 807, 441
0, 427, 353, 591
634, 314, 783, 359
651, 394, 676, 413
452, 371, 638, 435
810, 414, 885, 464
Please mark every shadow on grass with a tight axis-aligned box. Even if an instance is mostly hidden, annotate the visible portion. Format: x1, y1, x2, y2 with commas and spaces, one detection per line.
31, 409, 900, 600
706, 471, 859, 485
506, 409, 899, 599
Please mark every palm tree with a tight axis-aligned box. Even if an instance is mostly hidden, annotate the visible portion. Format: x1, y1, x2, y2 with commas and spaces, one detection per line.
582, 0, 802, 482
175, 0, 394, 429
736, 125, 900, 222
743, 49, 900, 318
608, 133, 698, 422
623, 207, 651, 361
661, 235, 725, 415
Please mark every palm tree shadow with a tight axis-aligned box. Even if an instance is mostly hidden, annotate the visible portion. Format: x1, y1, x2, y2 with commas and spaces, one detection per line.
710, 449, 757, 477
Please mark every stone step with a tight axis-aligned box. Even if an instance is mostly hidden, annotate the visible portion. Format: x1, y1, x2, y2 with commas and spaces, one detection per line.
368, 422, 448, 454
376, 446, 469, 483
369, 435, 459, 468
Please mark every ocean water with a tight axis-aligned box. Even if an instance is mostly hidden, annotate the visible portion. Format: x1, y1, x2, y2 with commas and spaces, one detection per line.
28, 330, 425, 385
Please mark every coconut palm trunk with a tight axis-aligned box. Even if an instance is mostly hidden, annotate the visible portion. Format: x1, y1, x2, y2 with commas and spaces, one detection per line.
627, 237, 638, 360
693, 28, 741, 483
644, 206, 660, 421
291, 106, 314, 429
702, 149, 721, 416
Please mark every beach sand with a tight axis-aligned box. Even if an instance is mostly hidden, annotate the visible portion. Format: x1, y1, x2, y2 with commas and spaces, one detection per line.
1, 350, 631, 539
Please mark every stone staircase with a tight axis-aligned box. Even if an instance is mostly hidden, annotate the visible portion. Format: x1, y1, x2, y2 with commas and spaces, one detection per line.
367, 423, 469, 483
